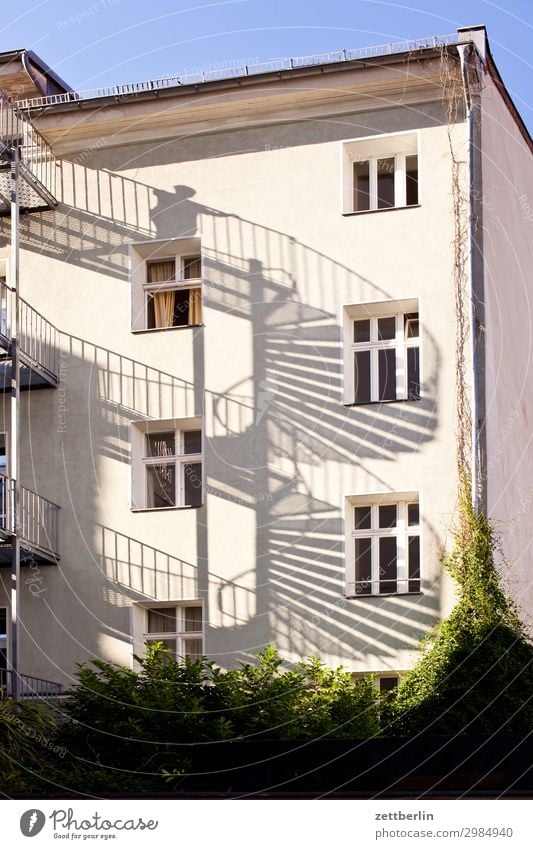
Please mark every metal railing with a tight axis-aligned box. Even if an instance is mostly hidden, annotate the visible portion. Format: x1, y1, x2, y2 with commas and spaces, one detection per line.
17, 33, 459, 110
0, 96, 56, 200
0, 280, 60, 380
0, 669, 63, 701
0, 473, 60, 558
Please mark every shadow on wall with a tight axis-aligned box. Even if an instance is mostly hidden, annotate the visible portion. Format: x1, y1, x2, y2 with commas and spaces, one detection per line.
2, 157, 443, 669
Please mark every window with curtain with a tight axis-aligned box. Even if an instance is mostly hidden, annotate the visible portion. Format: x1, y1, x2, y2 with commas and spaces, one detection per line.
143, 603, 204, 661
145, 254, 202, 329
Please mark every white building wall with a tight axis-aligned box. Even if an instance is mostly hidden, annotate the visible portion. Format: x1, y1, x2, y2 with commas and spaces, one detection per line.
0, 98, 467, 681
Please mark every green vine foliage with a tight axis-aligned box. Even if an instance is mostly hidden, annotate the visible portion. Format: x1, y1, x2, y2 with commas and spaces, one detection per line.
386, 484, 533, 736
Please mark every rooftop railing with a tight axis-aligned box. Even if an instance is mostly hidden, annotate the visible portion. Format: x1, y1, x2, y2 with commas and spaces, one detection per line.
17, 33, 459, 110
0, 473, 60, 559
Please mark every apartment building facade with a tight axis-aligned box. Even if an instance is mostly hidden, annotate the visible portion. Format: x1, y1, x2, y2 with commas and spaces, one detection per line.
0, 26, 532, 695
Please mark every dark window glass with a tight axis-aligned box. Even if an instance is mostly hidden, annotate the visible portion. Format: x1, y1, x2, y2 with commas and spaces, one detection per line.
173, 288, 191, 327
405, 312, 419, 338
379, 677, 399, 701
183, 430, 202, 455
147, 607, 176, 633
379, 505, 397, 528
147, 294, 156, 329
147, 464, 175, 508
378, 348, 396, 401
353, 319, 370, 343
379, 537, 397, 594
355, 538, 372, 594
354, 350, 371, 404
408, 503, 419, 526
408, 536, 421, 593
183, 607, 203, 632
184, 463, 202, 507
0, 608, 6, 637
378, 316, 396, 340
407, 347, 420, 400
147, 433, 175, 458
183, 255, 201, 280
406, 155, 418, 206
354, 506, 371, 530
377, 157, 395, 208
353, 160, 370, 211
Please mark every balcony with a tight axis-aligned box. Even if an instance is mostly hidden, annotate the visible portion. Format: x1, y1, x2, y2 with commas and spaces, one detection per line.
0, 280, 59, 388
0, 669, 63, 702
0, 95, 57, 214
0, 473, 60, 564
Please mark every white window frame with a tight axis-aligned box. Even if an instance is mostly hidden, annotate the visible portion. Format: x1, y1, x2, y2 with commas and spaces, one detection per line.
139, 600, 205, 662
129, 237, 202, 332
131, 417, 203, 511
345, 493, 421, 598
342, 299, 420, 405
342, 131, 419, 214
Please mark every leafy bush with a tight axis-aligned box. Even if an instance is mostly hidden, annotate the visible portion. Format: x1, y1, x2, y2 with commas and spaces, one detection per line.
55, 644, 380, 788
385, 487, 533, 735
0, 698, 56, 794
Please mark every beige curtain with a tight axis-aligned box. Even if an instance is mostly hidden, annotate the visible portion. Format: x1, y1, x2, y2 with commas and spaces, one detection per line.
153, 290, 175, 328
148, 260, 175, 328
189, 288, 201, 325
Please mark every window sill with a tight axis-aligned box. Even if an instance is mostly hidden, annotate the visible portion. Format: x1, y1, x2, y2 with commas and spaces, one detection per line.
342, 204, 421, 217
342, 397, 420, 407
344, 591, 423, 600
131, 505, 203, 513
131, 325, 204, 334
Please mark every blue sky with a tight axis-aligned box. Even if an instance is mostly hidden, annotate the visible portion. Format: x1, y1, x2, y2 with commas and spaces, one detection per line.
3, 0, 533, 131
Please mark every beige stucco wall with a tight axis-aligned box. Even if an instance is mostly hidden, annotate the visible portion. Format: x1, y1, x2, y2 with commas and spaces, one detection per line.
0, 97, 467, 683
480, 73, 533, 629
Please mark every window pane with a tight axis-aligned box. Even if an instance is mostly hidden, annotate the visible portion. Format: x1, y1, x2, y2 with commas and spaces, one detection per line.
147, 464, 176, 508
183, 606, 203, 633
379, 505, 397, 528
354, 350, 371, 404
379, 677, 399, 701
408, 503, 419, 526
377, 157, 395, 208
379, 537, 397, 594
0, 608, 6, 637
183, 430, 202, 455
147, 293, 156, 329
183, 255, 201, 280
147, 607, 176, 633
173, 288, 191, 327
353, 319, 370, 343
408, 535, 420, 593
354, 506, 371, 530
147, 433, 175, 458
405, 312, 419, 338
353, 160, 370, 211
406, 155, 418, 206
181, 638, 203, 662
407, 347, 420, 400
378, 316, 396, 341
183, 463, 202, 507
355, 538, 372, 595
378, 348, 396, 401
147, 260, 175, 284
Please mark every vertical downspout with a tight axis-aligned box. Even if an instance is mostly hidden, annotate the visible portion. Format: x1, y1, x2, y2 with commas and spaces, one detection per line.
457, 43, 482, 515
9, 143, 21, 702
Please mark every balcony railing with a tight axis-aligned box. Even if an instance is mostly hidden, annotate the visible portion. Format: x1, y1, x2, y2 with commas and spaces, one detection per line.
0, 280, 59, 383
0, 96, 56, 206
0, 669, 63, 702
0, 473, 59, 560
